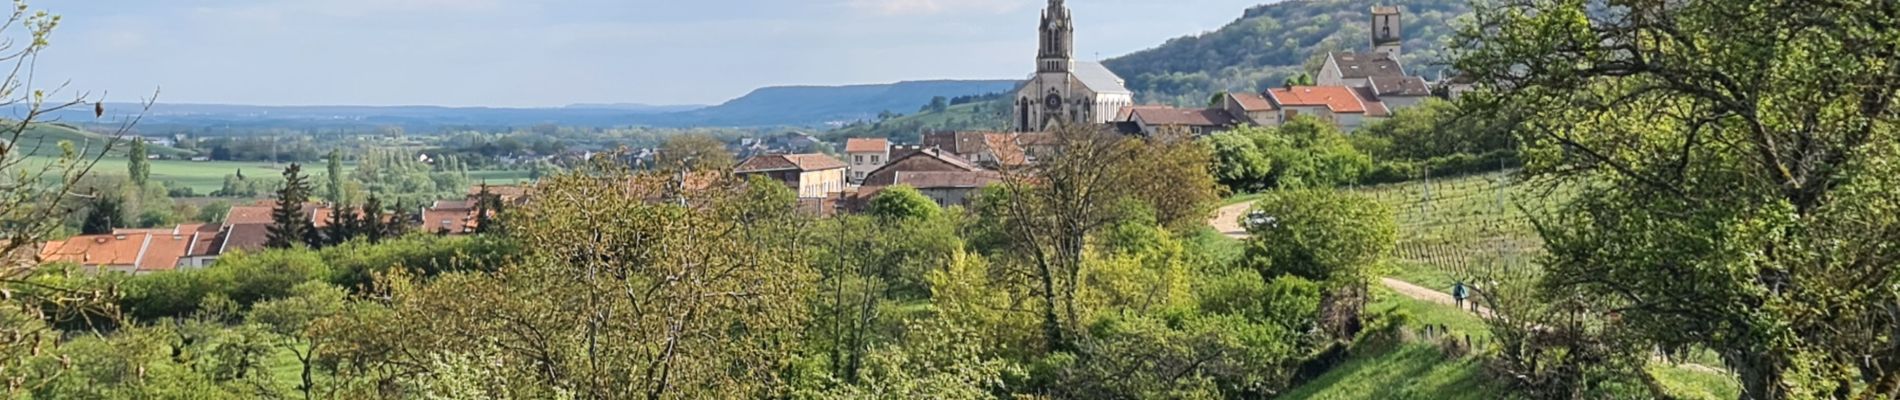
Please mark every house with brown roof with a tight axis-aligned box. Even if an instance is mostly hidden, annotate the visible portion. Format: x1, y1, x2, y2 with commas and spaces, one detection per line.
466, 184, 533, 205
858, 148, 1001, 208
921, 131, 1039, 168
422, 199, 480, 235
1125, 106, 1240, 136
1218, 92, 1281, 126
889, 171, 1003, 207
843, 138, 890, 184
734, 153, 848, 198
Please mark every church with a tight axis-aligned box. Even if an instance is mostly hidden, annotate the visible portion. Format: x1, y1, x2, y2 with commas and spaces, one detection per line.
1012, 0, 1134, 133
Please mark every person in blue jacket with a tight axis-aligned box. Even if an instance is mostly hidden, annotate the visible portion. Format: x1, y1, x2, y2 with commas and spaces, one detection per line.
1452, 281, 1469, 310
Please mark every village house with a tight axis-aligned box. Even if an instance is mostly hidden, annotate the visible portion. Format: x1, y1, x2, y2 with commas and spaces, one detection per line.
859, 148, 1002, 208
1111, 7, 1437, 134
39, 224, 222, 275
843, 138, 890, 184
734, 153, 848, 198
921, 131, 1037, 168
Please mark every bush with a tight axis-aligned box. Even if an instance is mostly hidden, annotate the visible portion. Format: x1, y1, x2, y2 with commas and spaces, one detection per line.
1360, 150, 1519, 185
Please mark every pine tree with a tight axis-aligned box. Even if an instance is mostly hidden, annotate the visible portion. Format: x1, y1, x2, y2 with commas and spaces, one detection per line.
128, 140, 151, 188
361, 195, 386, 243
384, 199, 413, 239
324, 202, 358, 246
473, 184, 497, 234
81, 195, 122, 235
265, 164, 314, 249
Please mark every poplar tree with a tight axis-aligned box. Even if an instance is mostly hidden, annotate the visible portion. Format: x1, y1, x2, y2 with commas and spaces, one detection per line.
127, 140, 150, 188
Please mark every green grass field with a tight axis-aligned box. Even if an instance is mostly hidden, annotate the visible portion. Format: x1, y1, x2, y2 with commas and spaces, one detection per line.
14, 155, 533, 195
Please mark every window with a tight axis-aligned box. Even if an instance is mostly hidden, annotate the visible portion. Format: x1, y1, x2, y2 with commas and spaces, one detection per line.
854, 155, 863, 163
870, 155, 880, 163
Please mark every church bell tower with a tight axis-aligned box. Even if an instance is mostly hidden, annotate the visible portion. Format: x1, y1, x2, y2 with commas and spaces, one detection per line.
1038, 0, 1073, 74
1371, 6, 1402, 57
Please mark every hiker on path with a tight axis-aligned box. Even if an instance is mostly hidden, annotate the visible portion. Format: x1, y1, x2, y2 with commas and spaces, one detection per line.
1452, 281, 1469, 311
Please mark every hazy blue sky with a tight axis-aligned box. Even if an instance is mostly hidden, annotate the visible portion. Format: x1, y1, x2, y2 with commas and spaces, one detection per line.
28, 0, 1272, 107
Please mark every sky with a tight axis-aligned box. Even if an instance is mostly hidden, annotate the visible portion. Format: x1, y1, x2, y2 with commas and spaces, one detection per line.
31, 0, 1271, 107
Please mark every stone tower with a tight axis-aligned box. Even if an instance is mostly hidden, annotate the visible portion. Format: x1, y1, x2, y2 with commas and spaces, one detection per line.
1371, 6, 1402, 57
1038, 0, 1074, 74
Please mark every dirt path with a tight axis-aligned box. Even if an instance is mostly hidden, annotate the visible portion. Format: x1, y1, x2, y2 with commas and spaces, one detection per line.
1213, 200, 1490, 316
1210, 201, 1254, 239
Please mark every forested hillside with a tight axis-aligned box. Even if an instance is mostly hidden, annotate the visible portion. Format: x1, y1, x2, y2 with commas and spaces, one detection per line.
1104, 0, 1468, 105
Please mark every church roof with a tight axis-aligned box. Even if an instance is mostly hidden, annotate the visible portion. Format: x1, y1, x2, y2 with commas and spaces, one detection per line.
1328, 52, 1407, 80
1072, 61, 1131, 95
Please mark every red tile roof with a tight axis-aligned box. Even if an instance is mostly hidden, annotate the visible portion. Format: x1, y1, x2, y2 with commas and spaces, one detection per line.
843, 138, 889, 153
1267, 86, 1369, 114
225, 205, 275, 225
40, 233, 148, 267
137, 233, 193, 272
1228, 92, 1275, 111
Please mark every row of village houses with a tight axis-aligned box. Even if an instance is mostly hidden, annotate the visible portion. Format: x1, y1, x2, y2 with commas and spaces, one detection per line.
37, 185, 530, 275
37, 70, 1461, 276
36, 74, 1460, 276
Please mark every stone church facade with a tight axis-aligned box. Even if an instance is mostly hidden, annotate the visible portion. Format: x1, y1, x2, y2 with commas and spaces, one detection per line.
1012, 0, 1133, 132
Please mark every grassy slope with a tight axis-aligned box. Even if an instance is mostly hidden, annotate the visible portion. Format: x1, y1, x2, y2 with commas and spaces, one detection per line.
1283, 290, 1739, 399
827, 99, 1008, 140
1217, 176, 1737, 399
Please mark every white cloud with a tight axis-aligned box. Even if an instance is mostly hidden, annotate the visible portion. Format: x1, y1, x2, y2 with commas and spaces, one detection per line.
844, 0, 1031, 16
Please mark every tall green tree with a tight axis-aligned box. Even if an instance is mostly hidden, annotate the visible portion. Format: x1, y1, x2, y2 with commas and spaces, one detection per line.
657, 134, 735, 172
265, 164, 315, 249
865, 185, 938, 221
359, 195, 386, 243
984, 125, 1222, 351
324, 149, 345, 205
1456, 0, 1900, 397
127, 139, 150, 188
81, 194, 123, 235
1241, 189, 1393, 341
1206, 130, 1272, 192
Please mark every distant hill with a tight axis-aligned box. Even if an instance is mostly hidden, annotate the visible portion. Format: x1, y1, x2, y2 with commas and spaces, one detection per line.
827, 95, 1012, 143
26, 80, 1019, 132
5, 123, 191, 157
1103, 0, 1468, 105
647, 80, 1019, 127
562, 103, 706, 114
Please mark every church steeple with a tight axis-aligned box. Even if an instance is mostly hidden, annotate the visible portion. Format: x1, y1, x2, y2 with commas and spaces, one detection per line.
1037, 0, 1073, 73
